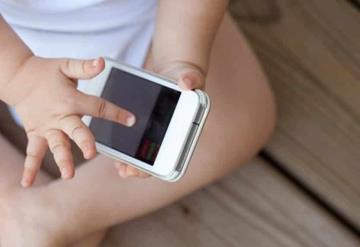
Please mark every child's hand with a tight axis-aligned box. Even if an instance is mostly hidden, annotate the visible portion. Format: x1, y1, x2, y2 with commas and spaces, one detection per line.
5, 56, 136, 187
114, 60, 205, 179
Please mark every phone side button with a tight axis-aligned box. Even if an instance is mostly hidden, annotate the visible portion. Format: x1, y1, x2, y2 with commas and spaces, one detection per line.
193, 108, 204, 125
176, 124, 199, 171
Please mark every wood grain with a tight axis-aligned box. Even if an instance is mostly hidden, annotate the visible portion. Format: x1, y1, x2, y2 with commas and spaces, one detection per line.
230, 0, 360, 228
102, 159, 359, 247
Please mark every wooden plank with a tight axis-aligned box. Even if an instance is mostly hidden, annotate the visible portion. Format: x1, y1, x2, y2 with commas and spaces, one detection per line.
102, 159, 359, 247
229, 0, 360, 228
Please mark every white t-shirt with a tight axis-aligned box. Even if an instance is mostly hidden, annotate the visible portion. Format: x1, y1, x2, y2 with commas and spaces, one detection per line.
0, 0, 157, 123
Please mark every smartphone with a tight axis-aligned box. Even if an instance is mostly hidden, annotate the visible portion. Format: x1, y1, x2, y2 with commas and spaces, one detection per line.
82, 58, 210, 181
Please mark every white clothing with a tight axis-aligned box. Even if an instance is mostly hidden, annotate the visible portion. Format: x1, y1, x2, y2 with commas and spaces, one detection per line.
0, 0, 157, 124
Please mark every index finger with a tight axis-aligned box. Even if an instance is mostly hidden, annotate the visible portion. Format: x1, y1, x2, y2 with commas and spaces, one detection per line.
76, 92, 136, 127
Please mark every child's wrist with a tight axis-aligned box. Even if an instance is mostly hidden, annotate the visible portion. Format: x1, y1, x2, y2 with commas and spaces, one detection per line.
152, 59, 207, 77
150, 53, 208, 76
0, 51, 34, 106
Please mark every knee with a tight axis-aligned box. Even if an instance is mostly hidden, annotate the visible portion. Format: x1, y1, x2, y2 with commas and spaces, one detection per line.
171, 77, 276, 188
238, 83, 277, 163
210, 83, 277, 180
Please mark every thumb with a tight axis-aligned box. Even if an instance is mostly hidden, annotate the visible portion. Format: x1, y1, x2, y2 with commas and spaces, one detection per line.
152, 61, 206, 90
178, 68, 206, 90
59, 57, 105, 80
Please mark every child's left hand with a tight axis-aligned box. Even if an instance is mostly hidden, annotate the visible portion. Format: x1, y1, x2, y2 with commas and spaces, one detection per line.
114, 59, 206, 178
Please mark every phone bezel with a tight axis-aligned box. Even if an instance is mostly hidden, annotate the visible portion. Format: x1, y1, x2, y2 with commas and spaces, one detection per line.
82, 58, 200, 177
165, 90, 210, 181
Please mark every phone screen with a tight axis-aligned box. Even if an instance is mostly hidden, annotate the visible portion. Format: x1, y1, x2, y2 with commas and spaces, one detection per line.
89, 67, 181, 165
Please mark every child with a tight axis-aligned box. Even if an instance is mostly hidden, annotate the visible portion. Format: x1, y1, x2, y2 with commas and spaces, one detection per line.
0, 0, 275, 246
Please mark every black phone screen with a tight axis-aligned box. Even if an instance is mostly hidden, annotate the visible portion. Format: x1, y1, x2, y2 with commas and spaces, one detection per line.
89, 67, 181, 165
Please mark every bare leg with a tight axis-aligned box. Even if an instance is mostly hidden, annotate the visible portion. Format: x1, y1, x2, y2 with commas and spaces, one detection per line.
1, 15, 276, 246
0, 107, 107, 246
0, 133, 57, 246
71, 231, 107, 247
0, 136, 51, 194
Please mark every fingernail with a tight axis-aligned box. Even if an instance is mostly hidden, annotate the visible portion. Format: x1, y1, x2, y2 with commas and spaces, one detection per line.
92, 58, 99, 67
61, 167, 71, 179
116, 163, 128, 178
126, 115, 136, 127
84, 148, 95, 159
182, 77, 194, 89
84, 150, 91, 159
21, 177, 30, 187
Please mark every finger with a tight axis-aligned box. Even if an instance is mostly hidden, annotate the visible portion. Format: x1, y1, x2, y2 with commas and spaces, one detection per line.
114, 162, 127, 178
45, 129, 74, 179
115, 161, 150, 179
152, 61, 206, 90
76, 93, 136, 127
59, 57, 105, 80
178, 70, 205, 90
137, 170, 151, 178
59, 116, 97, 159
125, 165, 151, 178
22, 135, 48, 187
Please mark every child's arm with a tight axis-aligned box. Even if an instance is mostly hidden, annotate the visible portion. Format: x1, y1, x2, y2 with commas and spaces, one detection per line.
151, 0, 228, 88
0, 16, 136, 187
0, 15, 33, 102
115, 1, 229, 178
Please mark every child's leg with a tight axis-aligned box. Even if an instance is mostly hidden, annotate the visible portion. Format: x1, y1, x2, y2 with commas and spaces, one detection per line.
1, 14, 276, 246
0, 135, 52, 195
0, 133, 56, 245
0, 106, 107, 246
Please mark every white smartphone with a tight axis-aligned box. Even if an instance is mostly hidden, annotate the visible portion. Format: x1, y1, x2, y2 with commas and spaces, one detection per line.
82, 58, 210, 181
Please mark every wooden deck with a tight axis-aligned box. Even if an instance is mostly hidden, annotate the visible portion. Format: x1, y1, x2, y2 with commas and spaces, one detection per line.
103, 0, 360, 245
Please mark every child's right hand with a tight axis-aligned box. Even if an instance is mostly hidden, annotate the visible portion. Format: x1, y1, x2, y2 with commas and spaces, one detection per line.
3, 56, 136, 187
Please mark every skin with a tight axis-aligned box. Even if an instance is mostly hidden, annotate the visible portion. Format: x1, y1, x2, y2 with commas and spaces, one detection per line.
0, 17, 136, 186
0, 0, 276, 246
